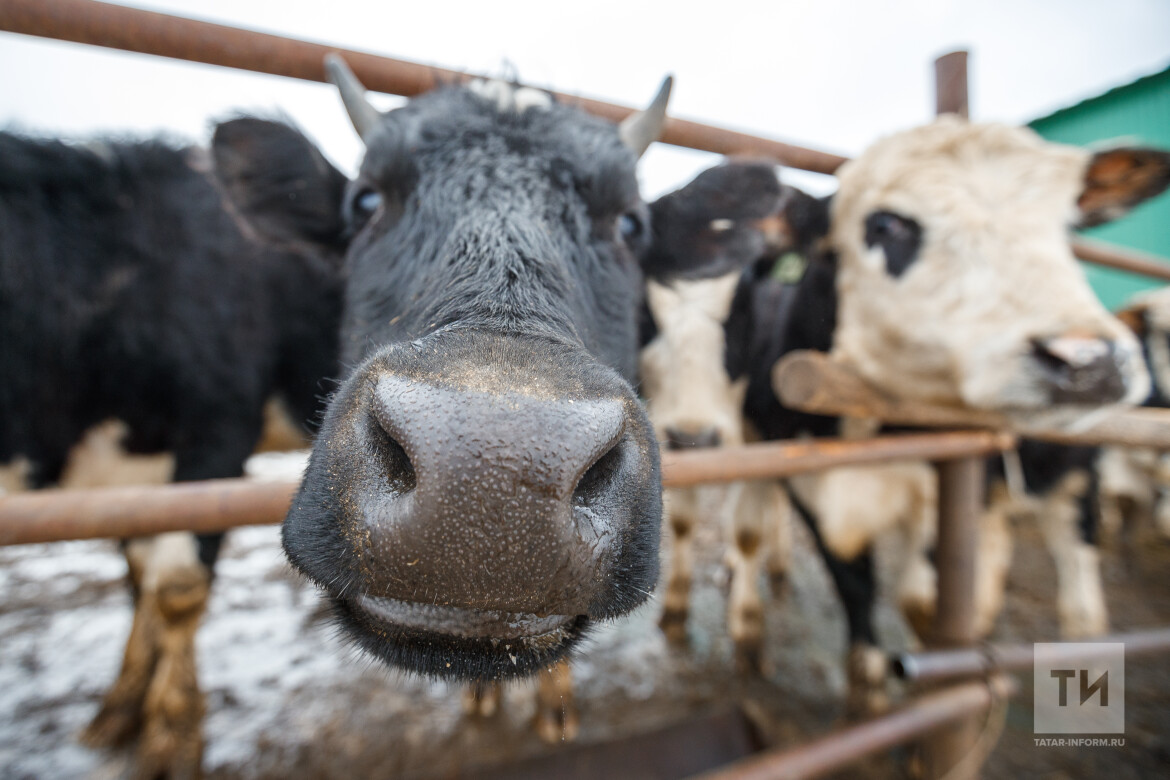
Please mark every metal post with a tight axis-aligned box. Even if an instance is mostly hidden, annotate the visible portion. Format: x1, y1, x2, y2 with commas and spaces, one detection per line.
923, 455, 987, 779
920, 49, 985, 778
935, 50, 970, 119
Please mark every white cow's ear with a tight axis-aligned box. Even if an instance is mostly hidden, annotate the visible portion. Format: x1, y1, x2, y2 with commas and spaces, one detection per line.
1076, 147, 1170, 229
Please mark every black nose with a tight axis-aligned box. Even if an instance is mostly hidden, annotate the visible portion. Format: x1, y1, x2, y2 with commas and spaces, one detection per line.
283, 330, 662, 624
1030, 335, 1126, 404
664, 425, 722, 450
362, 371, 631, 613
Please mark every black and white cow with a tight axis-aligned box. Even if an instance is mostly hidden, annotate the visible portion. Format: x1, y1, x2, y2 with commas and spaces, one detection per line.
641, 162, 936, 700
641, 117, 1169, 705
210, 57, 697, 699
0, 126, 344, 776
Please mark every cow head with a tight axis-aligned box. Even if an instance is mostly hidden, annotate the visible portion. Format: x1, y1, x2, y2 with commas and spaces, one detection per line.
213, 58, 675, 680
639, 161, 828, 446
827, 117, 1167, 417
641, 271, 749, 450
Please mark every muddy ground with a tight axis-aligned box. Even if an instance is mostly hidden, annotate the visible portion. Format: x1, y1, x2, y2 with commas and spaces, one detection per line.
1, 475, 1168, 779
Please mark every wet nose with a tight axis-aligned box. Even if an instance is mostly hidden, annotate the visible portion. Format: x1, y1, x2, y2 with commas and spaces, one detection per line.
307, 332, 663, 618
1030, 335, 1127, 404
664, 425, 722, 450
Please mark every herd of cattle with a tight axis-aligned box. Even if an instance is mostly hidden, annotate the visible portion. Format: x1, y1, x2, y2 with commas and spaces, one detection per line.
2, 55, 1170, 777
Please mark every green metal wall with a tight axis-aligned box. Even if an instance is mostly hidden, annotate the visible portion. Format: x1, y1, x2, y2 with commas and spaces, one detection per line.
1029, 65, 1170, 311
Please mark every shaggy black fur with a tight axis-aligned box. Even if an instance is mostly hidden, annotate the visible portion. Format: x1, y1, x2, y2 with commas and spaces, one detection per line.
0, 130, 343, 565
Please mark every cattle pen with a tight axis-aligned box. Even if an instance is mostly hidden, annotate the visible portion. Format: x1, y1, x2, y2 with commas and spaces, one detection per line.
3, 1, 1170, 778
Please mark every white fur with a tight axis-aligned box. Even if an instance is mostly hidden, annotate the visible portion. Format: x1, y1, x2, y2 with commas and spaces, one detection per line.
0, 458, 31, 495
789, 462, 936, 563
1038, 471, 1110, 638
58, 419, 175, 488
467, 79, 552, 114
641, 272, 747, 448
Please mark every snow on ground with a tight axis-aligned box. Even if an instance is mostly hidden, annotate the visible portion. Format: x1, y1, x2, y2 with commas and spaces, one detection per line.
0, 461, 904, 779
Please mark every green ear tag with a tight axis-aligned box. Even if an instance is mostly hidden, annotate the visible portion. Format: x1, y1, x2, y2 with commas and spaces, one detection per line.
770, 251, 808, 284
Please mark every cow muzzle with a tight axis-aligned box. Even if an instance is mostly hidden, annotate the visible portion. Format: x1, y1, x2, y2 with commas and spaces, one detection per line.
283, 329, 661, 679
1029, 334, 1139, 405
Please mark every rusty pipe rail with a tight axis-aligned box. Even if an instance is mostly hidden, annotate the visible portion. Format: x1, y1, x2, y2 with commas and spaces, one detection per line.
0, 431, 1013, 546
690, 675, 1017, 780
0, 0, 848, 174
0, 479, 296, 546
1071, 238, 1170, 283
895, 627, 1170, 684
3, 1, 1167, 279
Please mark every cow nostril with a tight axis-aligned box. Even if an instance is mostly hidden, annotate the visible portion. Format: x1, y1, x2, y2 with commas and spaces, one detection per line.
1030, 335, 1126, 403
573, 436, 624, 506
1031, 338, 1072, 377
369, 417, 417, 494
1031, 335, 1112, 371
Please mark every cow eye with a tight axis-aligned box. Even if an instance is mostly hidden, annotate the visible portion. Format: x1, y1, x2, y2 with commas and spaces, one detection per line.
864, 210, 923, 278
347, 185, 384, 229
617, 212, 643, 242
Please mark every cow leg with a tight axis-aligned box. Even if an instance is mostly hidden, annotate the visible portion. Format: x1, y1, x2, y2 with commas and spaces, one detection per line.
973, 488, 1014, 639
462, 680, 503, 718
532, 661, 578, 744
1038, 470, 1109, 639
892, 502, 938, 641
724, 480, 771, 674
130, 428, 254, 779
75, 422, 179, 750
785, 481, 886, 716
134, 532, 211, 780
82, 538, 164, 748
763, 482, 793, 596
659, 487, 698, 643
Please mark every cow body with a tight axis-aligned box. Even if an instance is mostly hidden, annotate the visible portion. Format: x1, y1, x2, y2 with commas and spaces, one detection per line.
0, 129, 343, 775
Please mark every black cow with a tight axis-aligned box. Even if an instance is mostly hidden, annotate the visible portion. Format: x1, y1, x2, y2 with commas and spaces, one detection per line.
210, 57, 697, 686
0, 127, 343, 776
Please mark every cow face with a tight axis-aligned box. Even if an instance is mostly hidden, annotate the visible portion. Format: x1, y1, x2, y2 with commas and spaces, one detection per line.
213, 61, 674, 681
828, 117, 1168, 416
638, 160, 828, 446
641, 272, 748, 450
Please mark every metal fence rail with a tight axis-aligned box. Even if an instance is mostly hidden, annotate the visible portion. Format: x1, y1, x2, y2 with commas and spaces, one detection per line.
1, 0, 1169, 281
0, 431, 1013, 546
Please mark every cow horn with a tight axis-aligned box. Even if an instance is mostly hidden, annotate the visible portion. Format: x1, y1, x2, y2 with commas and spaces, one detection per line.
324, 54, 382, 143
619, 75, 673, 159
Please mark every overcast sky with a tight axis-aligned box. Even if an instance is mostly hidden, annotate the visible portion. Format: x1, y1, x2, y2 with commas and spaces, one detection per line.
2, 0, 1168, 198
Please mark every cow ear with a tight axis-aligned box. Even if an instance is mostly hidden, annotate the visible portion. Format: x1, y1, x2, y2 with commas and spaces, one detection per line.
212, 117, 350, 255
1115, 301, 1149, 337
645, 161, 828, 280
1076, 147, 1170, 229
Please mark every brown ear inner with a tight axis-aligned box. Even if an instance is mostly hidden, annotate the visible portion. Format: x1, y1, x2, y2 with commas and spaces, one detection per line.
1115, 304, 1149, 337
1078, 148, 1170, 228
